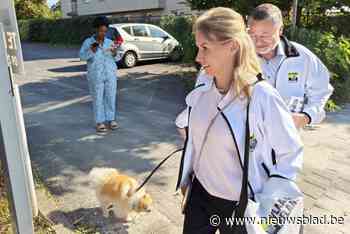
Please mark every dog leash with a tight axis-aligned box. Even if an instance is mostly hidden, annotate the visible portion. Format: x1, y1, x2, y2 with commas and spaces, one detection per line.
135, 148, 183, 192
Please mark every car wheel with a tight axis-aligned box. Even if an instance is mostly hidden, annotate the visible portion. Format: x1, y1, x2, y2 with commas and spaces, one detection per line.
122, 51, 137, 68
169, 46, 183, 62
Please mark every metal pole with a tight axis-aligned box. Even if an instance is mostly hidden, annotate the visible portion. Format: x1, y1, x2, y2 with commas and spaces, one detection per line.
291, 0, 299, 40
292, 0, 298, 28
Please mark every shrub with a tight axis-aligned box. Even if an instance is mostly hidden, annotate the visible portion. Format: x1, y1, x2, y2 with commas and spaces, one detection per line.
286, 27, 350, 106
18, 20, 30, 41
160, 15, 196, 63
18, 17, 96, 45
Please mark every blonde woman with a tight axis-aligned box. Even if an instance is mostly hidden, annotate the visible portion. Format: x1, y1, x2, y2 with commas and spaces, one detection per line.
175, 7, 303, 233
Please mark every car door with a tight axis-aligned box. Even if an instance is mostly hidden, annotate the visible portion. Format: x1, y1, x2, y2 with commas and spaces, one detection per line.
130, 25, 154, 59
147, 25, 173, 57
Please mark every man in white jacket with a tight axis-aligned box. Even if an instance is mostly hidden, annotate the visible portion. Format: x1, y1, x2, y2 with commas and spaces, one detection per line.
247, 3, 333, 129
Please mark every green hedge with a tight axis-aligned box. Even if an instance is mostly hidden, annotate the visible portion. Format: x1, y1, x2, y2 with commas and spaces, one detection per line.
286, 27, 350, 106
160, 15, 196, 63
18, 17, 96, 44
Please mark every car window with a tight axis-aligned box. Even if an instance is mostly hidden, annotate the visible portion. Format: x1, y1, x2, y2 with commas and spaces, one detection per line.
122, 26, 132, 35
148, 26, 167, 38
132, 25, 149, 37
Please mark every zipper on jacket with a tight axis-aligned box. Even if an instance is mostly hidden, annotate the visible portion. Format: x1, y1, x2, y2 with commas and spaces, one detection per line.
274, 36, 301, 88
273, 57, 287, 88
176, 107, 192, 190
219, 109, 256, 200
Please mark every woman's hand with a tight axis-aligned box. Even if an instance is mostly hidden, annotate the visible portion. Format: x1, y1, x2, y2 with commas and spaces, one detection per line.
177, 128, 187, 141
110, 46, 117, 56
181, 186, 187, 196
90, 44, 98, 53
110, 44, 117, 52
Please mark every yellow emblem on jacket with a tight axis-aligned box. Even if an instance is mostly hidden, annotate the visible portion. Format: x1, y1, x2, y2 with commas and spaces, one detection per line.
288, 72, 299, 82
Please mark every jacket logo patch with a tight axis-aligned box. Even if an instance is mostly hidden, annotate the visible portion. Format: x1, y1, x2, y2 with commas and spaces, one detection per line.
249, 135, 257, 152
288, 72, 299, 82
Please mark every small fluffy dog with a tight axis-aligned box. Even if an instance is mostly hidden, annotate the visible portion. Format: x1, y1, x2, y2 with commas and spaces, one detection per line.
89, 167, 152, 221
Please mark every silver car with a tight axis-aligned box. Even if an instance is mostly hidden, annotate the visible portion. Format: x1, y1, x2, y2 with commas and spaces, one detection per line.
110, 23, 183, 68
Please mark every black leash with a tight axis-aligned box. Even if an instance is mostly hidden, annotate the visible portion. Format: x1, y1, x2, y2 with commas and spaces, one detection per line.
135, 148, 183, 192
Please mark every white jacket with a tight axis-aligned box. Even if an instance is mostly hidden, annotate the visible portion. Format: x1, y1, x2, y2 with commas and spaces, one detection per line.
267, 36, 333, 124
175, 74, 303, 198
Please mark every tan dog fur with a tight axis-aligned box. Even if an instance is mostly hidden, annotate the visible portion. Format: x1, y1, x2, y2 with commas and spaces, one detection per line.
89, 167, 152, 221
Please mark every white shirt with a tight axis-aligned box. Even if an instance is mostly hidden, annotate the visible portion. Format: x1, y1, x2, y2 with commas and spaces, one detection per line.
191, 82, 242, 201
259, 42, 286, 87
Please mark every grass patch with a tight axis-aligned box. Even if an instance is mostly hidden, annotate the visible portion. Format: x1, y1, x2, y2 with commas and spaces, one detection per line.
0, 160, 56, 234
0, 197, 11, 233
74, 223, 100, 234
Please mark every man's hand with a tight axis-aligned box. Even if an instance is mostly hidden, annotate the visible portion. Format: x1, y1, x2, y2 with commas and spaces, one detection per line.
292, 113, 310, 129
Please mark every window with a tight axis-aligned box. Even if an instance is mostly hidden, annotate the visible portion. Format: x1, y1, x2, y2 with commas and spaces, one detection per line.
132, 25, 149, 37
71, 0, 77, 13
148, 26, 167, 38
122, 26, 132, 35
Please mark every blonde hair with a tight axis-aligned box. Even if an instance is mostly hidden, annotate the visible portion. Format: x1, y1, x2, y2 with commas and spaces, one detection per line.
193, 7, 261, 97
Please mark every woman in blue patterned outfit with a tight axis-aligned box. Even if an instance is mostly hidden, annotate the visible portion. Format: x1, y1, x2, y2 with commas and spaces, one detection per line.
79, 17, 119, 134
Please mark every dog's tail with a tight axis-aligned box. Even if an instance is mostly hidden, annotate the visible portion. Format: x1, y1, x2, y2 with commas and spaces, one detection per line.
89, 167, 118, 190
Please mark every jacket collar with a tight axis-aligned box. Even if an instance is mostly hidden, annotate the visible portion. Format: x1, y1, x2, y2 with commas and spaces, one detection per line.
187, 72, 248, 110
280, 35, 300, 57
193, 71, 214, 92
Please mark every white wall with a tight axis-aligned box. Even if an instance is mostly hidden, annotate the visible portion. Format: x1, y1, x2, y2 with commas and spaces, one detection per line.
62, 0, 162, 17
61, 0, 191, 18
164, 0, 191, 14
61, 0, 72, 18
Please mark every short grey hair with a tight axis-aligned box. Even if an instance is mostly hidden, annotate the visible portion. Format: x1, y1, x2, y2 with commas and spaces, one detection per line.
248, 3, 283, 26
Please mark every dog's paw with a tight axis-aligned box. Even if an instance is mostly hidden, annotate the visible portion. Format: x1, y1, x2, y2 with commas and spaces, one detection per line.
102, 212, 109, 218
126, 215, 133, 222
101, 208, 110, 218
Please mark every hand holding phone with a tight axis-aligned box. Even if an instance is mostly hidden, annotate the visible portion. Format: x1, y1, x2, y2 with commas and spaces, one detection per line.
90, 42, 99, 53
110, 44, 117, 53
